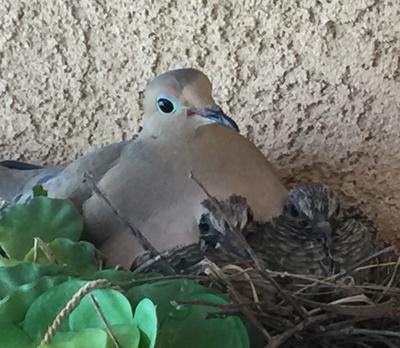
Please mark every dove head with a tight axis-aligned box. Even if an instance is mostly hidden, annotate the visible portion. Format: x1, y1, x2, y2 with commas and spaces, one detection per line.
142, 68, 239, 137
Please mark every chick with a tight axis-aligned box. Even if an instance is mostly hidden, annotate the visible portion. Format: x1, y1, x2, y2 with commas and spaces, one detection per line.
199, 183, 377, 277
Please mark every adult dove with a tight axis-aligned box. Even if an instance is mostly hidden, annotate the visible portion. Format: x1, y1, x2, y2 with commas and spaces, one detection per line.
0, 68, 288, 268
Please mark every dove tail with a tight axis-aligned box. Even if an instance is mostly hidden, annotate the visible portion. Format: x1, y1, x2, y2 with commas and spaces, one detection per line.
0, 160, 44, 170
0, 162, 42, 201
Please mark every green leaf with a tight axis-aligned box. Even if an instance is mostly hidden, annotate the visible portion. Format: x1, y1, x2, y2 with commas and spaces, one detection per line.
0, 275, 66, 325
36, 328, 108, 348
0, 323, 32, 348
133, 298, 157, 348
85, 270, 161, 284
126, 279, 212, 323
0, 263, 64, 298
36, 325, 141, 348
127, 279, 249, 348
163, 291, 249, 348
0, 256, 22, 266
24, 238, 98, 276
68, 288, 134, 331
24, 279, 135, 342
107, 325, 141, 348
24, 279, 85, 340
0, 197, 83, 259
32, 185, 48, 198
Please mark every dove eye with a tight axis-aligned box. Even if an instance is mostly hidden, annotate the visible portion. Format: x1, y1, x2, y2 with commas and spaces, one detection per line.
156, 95, 177, 115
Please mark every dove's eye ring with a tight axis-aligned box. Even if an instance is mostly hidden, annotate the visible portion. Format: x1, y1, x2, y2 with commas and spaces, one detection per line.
156, 95, 178, 115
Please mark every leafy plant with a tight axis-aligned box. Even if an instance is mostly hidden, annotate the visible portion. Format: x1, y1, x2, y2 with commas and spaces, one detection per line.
0, 196, 82, 259
24, 238, 98, 275
128, 279, 249, 348
0, 190, 250, 348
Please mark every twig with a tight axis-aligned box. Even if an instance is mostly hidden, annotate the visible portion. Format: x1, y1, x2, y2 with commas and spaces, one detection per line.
310, 327, 400, 339
84, 172, 176, 275
176, 299, 274, 310
204, 308, 242, 318
41, 279, 113, 345
223, 264, 260, 303
33, 237, 38, 262
34, 237, 58, 264
377, 255, 400, 302
204, 260, 272, 341
190, 171, 308, 319
355, 262, 398, 272
132, 254, 162, 273
295, 296, 398, 319
334, 246, 396, 281
265, 313, 334, 348
115, 274, 207, 288
369, 335, 400, 348
328, 294, 374, 306
90, 294, 121, 348
294, 246, 396, 296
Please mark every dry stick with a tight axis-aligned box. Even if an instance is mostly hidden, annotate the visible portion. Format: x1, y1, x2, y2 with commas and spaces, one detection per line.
177, 299, 292, 325
132, 254, 162, 273
89, 294, 121, 348
310, 327, 400, 340
34, 237, 58, 264
265, 313, 334, 348
133, 245, 198, 273
355, 261, 398, 272
354, 342, 375, 348
377, 255, 400, 302
223, 264, 261, 303
294, 245, 396, 296
267, 270, 331, 286
41, 279, 113, 345
114, 274, 207, 290
33, 237, 38, 262
190, 171, 308, 320
370, 335, 399, 348
334, 245, 396, 281
204, 308, 242, 318
205, 260, 272, 341
84, 172, 176, 275
175, 299, 267, 320
177, 299, 275, 310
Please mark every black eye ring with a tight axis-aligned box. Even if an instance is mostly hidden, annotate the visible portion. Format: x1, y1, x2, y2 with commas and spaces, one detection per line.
157, 97, 176, 114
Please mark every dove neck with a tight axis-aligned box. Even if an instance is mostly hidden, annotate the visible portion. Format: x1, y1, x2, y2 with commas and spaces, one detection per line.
139, 124, 198, 148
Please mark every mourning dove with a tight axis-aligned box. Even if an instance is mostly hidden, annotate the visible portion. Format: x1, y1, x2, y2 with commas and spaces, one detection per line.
0, 160, 60, 202
0, 141, 127, 207
200, 183, 377, 277
1, 68, 288, 268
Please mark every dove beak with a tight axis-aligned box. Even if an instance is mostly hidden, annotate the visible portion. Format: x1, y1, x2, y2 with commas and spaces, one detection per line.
187, 106, 239, 132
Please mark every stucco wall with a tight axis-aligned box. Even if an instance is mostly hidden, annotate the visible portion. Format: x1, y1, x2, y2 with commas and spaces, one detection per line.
1, 1, 399, 241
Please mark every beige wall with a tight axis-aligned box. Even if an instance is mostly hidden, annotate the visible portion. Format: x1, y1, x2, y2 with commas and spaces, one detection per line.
1, 0, 399, 240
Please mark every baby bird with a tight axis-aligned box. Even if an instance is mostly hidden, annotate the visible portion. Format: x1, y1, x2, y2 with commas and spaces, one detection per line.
199, 183, 377, 277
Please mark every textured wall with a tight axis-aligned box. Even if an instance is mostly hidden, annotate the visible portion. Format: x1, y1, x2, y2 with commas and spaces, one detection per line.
1, 0, 399, 241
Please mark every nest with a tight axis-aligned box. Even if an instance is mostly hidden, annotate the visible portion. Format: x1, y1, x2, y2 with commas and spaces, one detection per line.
184, 245, 399, 348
